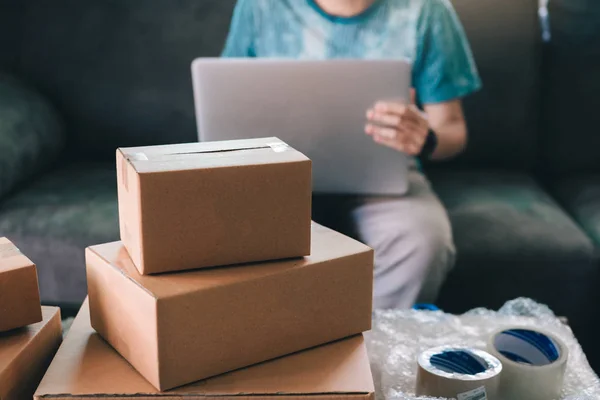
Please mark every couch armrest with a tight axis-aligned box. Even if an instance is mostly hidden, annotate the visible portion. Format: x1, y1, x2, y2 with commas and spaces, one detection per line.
0, 73, 65, 200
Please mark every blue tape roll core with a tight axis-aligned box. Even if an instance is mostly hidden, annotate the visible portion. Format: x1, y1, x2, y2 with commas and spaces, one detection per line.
429, 350, 489, 375
494, 329, 560, 366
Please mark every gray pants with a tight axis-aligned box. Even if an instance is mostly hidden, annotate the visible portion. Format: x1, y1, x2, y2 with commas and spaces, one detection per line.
313, 170, 456, 309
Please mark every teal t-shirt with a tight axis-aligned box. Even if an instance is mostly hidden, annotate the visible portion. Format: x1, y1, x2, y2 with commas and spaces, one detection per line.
222, 0, 482, 104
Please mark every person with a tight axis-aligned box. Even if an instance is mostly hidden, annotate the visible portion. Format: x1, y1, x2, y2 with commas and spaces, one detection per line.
222, 0, 481, 309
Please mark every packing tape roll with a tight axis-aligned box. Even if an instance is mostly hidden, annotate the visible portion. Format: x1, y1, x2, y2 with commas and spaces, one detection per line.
487, 327, 568, 400
416, 346, 502, 400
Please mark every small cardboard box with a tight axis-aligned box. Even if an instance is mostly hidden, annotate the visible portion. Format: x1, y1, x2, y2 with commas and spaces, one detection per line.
0, 237, 43, 332
86, 223, 374, 391
116, 137, 312, 275
36, 300, 374, 400
1, 306, 62, 400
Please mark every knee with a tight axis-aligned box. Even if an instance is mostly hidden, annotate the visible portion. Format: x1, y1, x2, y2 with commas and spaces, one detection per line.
365, 203, 456, 307
377, 212, 456, 279
412, 215, 456, 271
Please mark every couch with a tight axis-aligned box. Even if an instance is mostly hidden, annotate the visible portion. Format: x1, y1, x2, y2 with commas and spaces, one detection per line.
1, 0, 599, 368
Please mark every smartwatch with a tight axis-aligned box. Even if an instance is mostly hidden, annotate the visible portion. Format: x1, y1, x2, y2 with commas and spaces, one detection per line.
420, 129, 438, 160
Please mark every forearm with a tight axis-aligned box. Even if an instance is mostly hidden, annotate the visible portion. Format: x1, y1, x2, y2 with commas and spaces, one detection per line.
424, 99, 468, 161
429, 119, 467, 160
365, 97, 468, 159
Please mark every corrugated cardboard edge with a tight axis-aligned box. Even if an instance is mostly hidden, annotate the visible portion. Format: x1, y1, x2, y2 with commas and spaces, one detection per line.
86, 248, 161, 390
100, 245, 373, 303
36, 394, 373, 399
86, 246, 156, 299
116, 150, 145, 273
0, 307, 62, 400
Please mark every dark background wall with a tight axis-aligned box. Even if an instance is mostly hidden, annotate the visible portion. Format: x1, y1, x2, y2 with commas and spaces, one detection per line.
11, 0, 236, 161
541, 0, 600, 175
0, 0, 25, 72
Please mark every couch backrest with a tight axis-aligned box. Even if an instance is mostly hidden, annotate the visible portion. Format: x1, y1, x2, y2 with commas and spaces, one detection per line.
17, 0, 237, 160
541, 0, 600, 175
444, 0, 541, 170
14, 0, 541, 166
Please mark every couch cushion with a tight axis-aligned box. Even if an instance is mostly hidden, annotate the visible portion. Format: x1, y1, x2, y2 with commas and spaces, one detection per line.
541, 0, 600, 173
441, 0, 540, 169
553, 175, 600, 246
429, 170, 597, 312
17, 0, 237, 160
430, 170, 595, 262
429, 170, 600, 363
0, 163, 119, 305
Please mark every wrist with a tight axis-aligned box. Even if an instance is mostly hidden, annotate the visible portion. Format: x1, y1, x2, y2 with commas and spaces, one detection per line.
419, 129, 438, 160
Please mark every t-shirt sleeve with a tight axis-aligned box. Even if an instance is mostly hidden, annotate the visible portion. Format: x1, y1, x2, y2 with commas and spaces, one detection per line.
221, 0, 257, 57
412, 0, 482, 104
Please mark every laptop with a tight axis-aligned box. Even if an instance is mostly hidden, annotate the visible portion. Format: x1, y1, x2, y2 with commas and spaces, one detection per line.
191, 58, 412, 195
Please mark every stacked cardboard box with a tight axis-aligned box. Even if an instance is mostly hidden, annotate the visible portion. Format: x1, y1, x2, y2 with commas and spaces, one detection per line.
116, 137, 312, 274
38, 137, 375, 395
0, 237, 43, 332
0, 238, 63, 400
35, 301, 375, 400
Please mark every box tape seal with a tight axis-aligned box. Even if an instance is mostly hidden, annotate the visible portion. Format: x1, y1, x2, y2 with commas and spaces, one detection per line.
125, 143, 289, 161
127, 152, 149, 161
267, 142, 290, 153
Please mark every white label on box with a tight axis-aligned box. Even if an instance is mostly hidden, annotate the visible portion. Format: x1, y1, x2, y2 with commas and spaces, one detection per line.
457, 386, 487, 400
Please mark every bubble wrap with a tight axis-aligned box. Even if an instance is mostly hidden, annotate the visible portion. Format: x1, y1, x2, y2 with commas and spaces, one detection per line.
365, 297, 600, 400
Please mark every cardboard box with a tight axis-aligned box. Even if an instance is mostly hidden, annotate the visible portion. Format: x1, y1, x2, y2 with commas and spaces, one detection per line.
1, 306, 62, 400
116, 137, 312, 275
36, 300, 374, 400
0, 237, 43, 332
86, 222, 374, 390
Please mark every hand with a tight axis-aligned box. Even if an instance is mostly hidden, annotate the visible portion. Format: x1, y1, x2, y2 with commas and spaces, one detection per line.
365, 91, 429, 155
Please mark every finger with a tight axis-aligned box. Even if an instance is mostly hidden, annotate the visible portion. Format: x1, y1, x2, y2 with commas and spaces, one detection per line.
365, 124, 397, 139
410, 88, 417, 105
373, 101, 408, 116
395, 130, 425, 153
372, 133, 406, 152
379, 104, 422, 125
372, 128, 418, 155
368, 107, 418, 128
406, 133, 427, 154
366, 109, 401, 127
373, 133, 423, 155
398, 135, 422, 155
398, 119, 420, 132
397, 134, 419, 154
